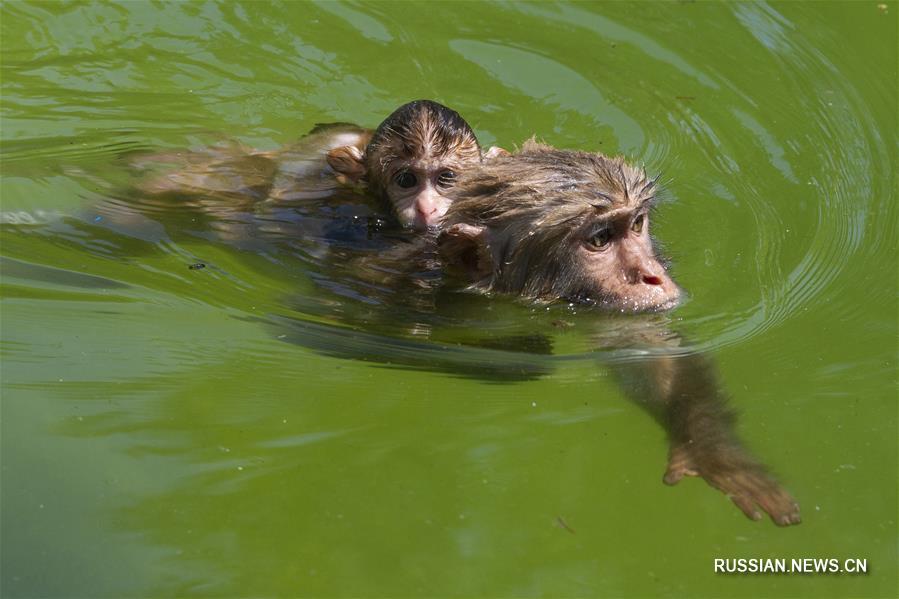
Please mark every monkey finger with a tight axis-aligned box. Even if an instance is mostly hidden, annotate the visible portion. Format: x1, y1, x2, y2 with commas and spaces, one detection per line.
754, 486, 801, 526
700, 471, 761, 520
663, 446, 699, 484
662, 466, 687, 486
728, 468, 801, 526
772, 508, 802, 527
721, 471, 800, 526
728, 493, 764, 522
663, 466, 684, 485
663, 463, 699, 485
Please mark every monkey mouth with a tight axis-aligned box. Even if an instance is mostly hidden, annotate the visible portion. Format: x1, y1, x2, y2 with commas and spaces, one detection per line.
613, 298, 680, 313
568, 290, 681, 313
644, 296, 681, 312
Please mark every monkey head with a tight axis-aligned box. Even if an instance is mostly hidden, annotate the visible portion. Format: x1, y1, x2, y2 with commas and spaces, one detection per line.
326, 100, 506, 230
438, 140, 681, 312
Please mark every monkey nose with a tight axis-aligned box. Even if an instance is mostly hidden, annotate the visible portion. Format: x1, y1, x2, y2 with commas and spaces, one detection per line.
416, 204, 440, 225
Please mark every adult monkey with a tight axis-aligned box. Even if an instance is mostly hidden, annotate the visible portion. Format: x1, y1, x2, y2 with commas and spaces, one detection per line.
436, 140, 801, 525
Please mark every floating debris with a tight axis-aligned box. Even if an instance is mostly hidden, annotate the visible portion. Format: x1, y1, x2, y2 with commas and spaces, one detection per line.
556, 516, 576, 534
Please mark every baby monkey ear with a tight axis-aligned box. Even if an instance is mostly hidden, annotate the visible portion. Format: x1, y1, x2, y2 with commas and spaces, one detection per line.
484, 146, 510, 159
326, 145, 367, 184
438, 223, 494, 282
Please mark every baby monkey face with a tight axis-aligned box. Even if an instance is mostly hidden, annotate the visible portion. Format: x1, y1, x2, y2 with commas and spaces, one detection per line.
327, 100, 497, 230
382, 153, 477, 229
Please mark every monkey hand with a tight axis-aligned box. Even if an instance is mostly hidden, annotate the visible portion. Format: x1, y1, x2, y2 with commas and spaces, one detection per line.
663, 442, 801, 526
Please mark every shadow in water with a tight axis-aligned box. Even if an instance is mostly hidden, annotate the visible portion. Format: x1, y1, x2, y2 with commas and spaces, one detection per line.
268, 306, 801, 526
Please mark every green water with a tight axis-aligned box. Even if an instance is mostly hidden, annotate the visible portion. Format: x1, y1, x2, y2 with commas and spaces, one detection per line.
1, 1, 896, 597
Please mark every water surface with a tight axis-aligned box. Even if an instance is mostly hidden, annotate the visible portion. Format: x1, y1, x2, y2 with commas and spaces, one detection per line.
1, 2, 896, 597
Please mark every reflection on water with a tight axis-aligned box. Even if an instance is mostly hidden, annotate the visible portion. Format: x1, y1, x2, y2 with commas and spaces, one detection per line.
1, 1, 896, 597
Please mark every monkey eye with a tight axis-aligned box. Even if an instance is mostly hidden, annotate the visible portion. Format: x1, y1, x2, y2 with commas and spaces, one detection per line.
587, 228, 613, 250
394, 171, 418, 189
632, 214, 646, 233
437, 170, 456, 187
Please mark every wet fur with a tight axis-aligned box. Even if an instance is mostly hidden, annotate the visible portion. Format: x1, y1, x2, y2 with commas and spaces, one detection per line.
365, 100, 482, 190
441, 140, 666, 305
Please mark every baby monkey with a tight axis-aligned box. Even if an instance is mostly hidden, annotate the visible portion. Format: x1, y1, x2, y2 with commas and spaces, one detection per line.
439, 139, 680, 312
327, 99, 507, 229
136, 100, 505, 230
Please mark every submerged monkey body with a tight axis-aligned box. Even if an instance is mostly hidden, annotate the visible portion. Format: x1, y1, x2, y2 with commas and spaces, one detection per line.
134, 123, 372, 206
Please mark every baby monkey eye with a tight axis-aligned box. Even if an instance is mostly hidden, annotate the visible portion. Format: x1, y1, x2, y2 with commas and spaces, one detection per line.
632, 214, 646, 233
587, 228, 613, 249
437, 170, 456, 187
395, 171, 418, 189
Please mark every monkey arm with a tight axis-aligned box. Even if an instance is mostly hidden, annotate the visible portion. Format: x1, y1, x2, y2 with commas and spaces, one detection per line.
611, 347, 801, 526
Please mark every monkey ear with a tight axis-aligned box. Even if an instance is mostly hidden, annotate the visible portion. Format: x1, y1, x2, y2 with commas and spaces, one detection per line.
326, 145, 366, 184
484, 146, 510, 159
438, 223, 493, 281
